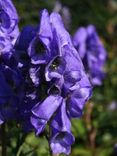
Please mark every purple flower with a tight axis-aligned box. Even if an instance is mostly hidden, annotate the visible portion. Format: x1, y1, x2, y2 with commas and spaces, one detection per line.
50, 100, 75, 155
73, 25, 107, 86
31, 95, 63, 135
29, 9, 92, 155
28, 10, 53, 65
12, 7, 92, 154
0, 0, 19, 59
0, 0, 21, 124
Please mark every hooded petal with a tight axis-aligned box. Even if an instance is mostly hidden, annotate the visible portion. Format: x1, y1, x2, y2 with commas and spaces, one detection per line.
31, 95, 63, 135
28, 36, 48, 65
67, 87, 92, 118
51, 99, 71, 131
50, 100, 74, 155
50, 12, 72, 48
39, 9, 53, 45
45, 55, 66, 81
50, 128, 75, 155
32, 95, 63, 120
30, 115, 47, 135
63, 70, 82, 91
62, 44, 84, 72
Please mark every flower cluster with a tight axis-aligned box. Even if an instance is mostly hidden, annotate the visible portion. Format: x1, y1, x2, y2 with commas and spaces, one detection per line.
15, 9, 92, 154
0, 0, 21, 124
73, 25, 107, 86
0, 0, 92, 155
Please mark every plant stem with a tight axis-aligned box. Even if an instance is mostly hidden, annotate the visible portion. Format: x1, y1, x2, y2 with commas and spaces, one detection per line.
85, 102, 97, 149
1, 123, 6, 156
15, 133, 27, 156
52, 154, 59, 156
16, 143, 24, 156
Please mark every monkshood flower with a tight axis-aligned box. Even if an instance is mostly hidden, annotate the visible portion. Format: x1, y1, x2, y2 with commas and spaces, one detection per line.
21, 9, 92, 155
14, 8, 91, 154
0, 33, 23, 124
0, 0, 21, 124
73, 25, 107, 86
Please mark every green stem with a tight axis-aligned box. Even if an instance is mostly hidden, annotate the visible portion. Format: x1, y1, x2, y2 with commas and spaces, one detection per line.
16, 143, 24, 156
1, 123, 6, 156
15, 133, 27, 156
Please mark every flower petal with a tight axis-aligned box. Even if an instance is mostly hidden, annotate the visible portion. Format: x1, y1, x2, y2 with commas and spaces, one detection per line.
68, 87, 92, 118
32, 95, 63, 120
45, 55, 66, 81
30, 115, 47, 135
39, 9, 53, 44
51, 99, 71, 131
50, 128, 75, 155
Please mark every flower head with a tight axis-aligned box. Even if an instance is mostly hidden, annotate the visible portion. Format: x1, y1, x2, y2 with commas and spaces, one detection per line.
12, 5, 92, 153
0, 0, 21, 124
20, 9, 92, 155
73, 25, 107, 86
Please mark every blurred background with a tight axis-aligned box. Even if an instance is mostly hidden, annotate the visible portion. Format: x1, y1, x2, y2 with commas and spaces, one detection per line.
9, 0, 117, 155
